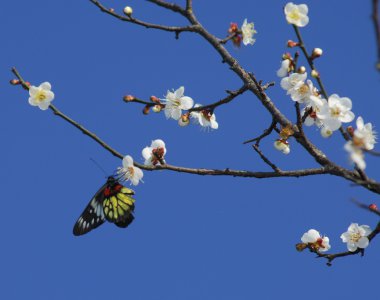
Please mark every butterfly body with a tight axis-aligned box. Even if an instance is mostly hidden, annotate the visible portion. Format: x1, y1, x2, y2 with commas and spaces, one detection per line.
73, 176, 135, 236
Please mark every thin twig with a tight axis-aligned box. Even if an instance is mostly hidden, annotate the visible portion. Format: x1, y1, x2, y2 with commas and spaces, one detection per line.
315, 221, 380, 266
252, 145, 281, 172
243, 118, 277, 145
189, 85, 248, 112
372, 0, 380, 70
89, 0, 196, 36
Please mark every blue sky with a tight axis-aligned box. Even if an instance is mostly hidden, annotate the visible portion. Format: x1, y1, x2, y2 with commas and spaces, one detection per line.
1, 1, 380, 299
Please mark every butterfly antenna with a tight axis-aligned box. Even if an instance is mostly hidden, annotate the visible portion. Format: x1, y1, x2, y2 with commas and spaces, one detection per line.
89, 158, 108, 178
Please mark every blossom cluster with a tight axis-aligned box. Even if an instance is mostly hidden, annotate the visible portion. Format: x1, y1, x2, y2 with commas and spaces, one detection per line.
299, 223, 372, 253
276, 3, 377, 169
228, 19, 257, 47
117, 139, 167, 186
162, 86, 219, 130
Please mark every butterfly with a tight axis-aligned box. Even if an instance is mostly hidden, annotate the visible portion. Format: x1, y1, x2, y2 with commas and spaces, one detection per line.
73, 176, 136, 236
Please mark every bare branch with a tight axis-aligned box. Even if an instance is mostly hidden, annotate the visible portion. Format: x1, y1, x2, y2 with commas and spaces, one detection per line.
89, 0, 196, 35
189, 85, 249, 112
252, 144, 281, 172
315, 221, 380, 266
243, 118, 277, 145
146, 0, 187, 16
372, 0, 380, 70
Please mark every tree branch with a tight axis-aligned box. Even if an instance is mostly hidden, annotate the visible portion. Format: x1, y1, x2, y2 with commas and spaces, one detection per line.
314, 221, 380, 266
189, 85, 249, 112
89, 0, 196, 35
252, 144, 281, 172
372, 0, 380, 70
243, 118, 277, 145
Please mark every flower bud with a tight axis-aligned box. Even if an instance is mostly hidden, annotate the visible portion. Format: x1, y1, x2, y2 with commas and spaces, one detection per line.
321, 127, 333, 138
274, 139, 290, 154
311, 69, 319, 78
150, 95, 160, 103
152, 105, 162, 113
10, 79, 20, 85
123, 95, 135, 102
369, 203, 378, 211
143, 105, 150, 115
287, 40, 299, 48
109, 8, 115, 13
123, 6, 133, 16
311, 48, 323, 59
282, 52, 293, 61
228, 22, 239, 34
346, 126, 354, 137
297, 66, 306, 74
178, 114, 190, 127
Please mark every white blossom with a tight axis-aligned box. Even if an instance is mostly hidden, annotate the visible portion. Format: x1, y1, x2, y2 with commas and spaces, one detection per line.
277, 59, 291, 78
301, 229, 331, 252
163, 86, 194, 120
353, 116, 376, 150
340, 223, 371, 252
284, 2, 309, 27
117, 155, 144, 186
190, 104, 219, 130
344, 141, 366, 170
280, 72, 307, 94
28, 82, 55, 110
303, 96, 326, 127
241, 19, 257, 46
289, 79, 315, 104
142, 139, 166, 166
317, 94, 355, 131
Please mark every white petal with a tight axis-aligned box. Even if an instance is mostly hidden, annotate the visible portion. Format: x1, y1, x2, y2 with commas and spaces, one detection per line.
29, 86, 39, 97
359, 225, 372, 237
301, 229, 320, 243
174, 86, 184, 99
44, 91, 55, 102
340, 232, 350, 243
122, 155, 134, 168
347, 242, 358, 252
322, 118, 341, 131
340, 111, 355, 123
179, 96, 194, 110
171, 107, 182, 120
40, 82, 52, 91
142, 147, 152, 161
348, 223, 359, 233
357, 237, 369, 249
339, 97, 352, 110
356, 116, 364, 130
151, 139, 166, 150
28, 97, 38, 106
38, 101, 50, 110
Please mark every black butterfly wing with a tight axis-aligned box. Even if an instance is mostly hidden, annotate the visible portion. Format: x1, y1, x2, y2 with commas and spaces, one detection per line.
73, 182, 107, 236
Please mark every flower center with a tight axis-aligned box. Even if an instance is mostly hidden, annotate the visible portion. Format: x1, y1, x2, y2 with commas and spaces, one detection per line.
201, 110, 212, 121
128, 167, 135, 176
36, 91, 47, 103
350, 233, 361, 243
298, 84, 309, 96
316, 237, 325, 248
289, 10, 301, 21
330, 107, 341, 118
